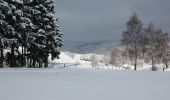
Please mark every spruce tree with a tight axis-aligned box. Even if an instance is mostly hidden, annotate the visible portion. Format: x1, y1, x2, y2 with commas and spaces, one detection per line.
27, 0, 63, 67
0, 0, 18, 67
0, 0, 63, 68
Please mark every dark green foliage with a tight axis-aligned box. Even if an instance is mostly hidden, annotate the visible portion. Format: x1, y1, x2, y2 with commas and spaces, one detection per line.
0, 0, 63, 68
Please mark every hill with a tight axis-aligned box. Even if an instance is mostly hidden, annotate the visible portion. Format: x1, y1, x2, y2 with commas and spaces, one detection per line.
62, 40, 121, 54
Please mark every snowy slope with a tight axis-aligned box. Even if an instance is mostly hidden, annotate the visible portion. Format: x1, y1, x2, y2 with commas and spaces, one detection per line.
50, 52, 103, 65
63, 40, 120, 54
0, 69, 170, 100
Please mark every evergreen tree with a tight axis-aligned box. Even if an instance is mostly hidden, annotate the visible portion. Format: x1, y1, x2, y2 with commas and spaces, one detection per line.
14, 1, 34, 67
50, 18, 63, 60
0, 0, 63, 68
27, 0, 63, 67
0, 0, 18, 67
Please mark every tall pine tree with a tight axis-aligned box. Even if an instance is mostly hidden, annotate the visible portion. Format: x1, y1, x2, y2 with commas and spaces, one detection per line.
0, 0, 63, 68
27, 0, 63, 67
0, 0, 19, 67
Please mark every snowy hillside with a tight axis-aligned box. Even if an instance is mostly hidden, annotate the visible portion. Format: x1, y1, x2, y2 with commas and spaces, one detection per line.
63, 40, 120, 54
49, 52, 107, 69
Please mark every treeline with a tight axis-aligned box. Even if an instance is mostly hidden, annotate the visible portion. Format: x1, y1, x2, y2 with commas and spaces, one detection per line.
0, 0, 63, 68
120, 13, 169, 71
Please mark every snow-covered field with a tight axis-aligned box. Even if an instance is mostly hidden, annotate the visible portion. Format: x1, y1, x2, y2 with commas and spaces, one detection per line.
0, 68, 170, 100
50, 52, 168, 71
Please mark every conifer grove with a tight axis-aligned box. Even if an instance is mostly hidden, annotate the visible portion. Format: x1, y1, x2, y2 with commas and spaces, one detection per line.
0, 0, 63, 68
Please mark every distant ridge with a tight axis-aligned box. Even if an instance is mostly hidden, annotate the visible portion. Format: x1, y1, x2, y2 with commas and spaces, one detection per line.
62, 40, 121, 54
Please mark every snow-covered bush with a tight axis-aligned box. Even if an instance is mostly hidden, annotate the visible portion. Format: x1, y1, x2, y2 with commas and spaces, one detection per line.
90, 54, 99, 68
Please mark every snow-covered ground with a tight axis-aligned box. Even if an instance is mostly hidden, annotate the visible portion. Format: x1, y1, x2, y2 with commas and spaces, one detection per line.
50, 52, 103, 65
0, 52, 169, 100
0, 68, 170, 100
49, 52, 168, 71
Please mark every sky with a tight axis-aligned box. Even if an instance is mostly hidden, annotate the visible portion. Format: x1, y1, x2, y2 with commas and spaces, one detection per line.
55, 0, 170, 41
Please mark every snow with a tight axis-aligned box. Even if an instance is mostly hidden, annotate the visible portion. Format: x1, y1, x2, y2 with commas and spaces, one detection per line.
38, 29, 45, 34
50, 52, 169, 71
12, 0, 23, 4
52, 52, 76, 63
1, 49, 167, 71
166, 68, 170, 71
0, 14, 5, 19
0, 68, 170, 100
15, 10, 23, 16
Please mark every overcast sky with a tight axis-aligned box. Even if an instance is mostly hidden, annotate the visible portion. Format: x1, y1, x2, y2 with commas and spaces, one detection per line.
55, 0, 170, 41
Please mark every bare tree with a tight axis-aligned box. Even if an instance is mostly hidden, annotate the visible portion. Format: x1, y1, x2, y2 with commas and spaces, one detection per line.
144, 23, 156, 70
90, 54, 98, 69
160, 33, 169, 70
102, 54, 110, 66
122, 13, 143, 70
144, 23, 169, 71
110, 48, 122, 66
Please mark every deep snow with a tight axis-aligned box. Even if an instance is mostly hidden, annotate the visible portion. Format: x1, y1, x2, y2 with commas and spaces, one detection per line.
0, 68, 170, 100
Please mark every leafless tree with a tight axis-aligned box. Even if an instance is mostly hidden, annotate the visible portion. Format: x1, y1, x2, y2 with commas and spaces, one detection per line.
160, 33, 169, 70
90, 54, 98, 69
110, 48, 122, 66
102, 55, 110, 66
144, 23, 169, 71
121, 13, 143, 70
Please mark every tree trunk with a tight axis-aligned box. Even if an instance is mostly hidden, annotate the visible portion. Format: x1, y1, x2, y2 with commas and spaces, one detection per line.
29, 57, 32, 68
134, 44, 137, 71
45, 40, 49, 68
151, 55, 155, 71
21, 45, 24, 67
39, 62, 42, 68
152, 57, 153, 71
134, 61, 137, 70
24, 46, 27, 67
0, 38, 3, 68
44, 57, 48, 68
134, 50, 137, 70
10, 44, 15, 67
166, 63, 168, 69
33, 58, 36, 68
0, 48, 3, 68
